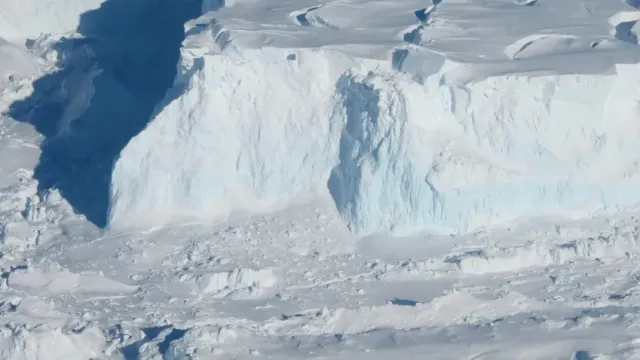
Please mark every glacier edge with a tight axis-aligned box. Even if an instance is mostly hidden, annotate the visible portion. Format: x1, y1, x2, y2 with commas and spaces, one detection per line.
108, 9, 640, 236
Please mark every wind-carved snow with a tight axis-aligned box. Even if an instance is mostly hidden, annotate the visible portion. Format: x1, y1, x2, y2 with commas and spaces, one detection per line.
110, 0, 640, 236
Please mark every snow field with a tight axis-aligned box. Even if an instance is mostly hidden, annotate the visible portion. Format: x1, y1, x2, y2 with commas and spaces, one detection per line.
108, 0, 640, 236
4, 0, 640, 358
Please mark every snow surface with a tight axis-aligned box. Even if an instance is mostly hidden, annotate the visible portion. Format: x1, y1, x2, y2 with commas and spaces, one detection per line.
0, 40, 37, 81
110, 0, 640, 236
5, 0, 640, 359
0, 0, 104, 42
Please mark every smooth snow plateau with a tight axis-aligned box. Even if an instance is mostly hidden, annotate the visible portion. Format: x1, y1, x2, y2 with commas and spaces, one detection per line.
109, 0, 640, 236
0, 0, 104, 42
6, 1, 640, 358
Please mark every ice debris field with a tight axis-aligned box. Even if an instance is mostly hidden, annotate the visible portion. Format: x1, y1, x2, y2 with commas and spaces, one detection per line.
2, 0, 640, 358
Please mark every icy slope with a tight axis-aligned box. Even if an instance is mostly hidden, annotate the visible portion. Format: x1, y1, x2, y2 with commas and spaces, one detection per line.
110, 0, 640, 235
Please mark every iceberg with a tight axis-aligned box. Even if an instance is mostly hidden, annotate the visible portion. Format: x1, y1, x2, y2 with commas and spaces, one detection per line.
109, 0, 640, 235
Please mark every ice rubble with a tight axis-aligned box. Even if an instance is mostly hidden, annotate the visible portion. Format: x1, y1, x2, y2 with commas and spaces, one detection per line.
110, 0, 640, 236
0, 40, 37, 81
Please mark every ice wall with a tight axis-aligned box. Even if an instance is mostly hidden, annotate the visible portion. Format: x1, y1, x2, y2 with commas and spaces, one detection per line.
0, 0, 105, 42
0, 39, 37, 80
108, 1, 640, 236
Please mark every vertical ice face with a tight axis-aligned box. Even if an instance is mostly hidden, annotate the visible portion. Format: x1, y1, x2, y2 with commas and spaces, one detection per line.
0, 39, 37, 80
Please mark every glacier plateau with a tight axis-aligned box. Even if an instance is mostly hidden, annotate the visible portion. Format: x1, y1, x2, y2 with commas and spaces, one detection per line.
109, 0, 640, 236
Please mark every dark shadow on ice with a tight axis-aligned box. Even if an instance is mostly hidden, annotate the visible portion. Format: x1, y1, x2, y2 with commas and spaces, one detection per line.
7, 0, 205, 227
389, 298, 418, 307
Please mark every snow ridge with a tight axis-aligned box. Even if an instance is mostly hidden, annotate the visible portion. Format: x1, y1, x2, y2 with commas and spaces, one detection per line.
0, 0, 105, 42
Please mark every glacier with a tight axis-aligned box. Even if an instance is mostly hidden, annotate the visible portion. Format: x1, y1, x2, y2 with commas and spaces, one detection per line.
109, 0, 640, 236
5, 0, 204, 228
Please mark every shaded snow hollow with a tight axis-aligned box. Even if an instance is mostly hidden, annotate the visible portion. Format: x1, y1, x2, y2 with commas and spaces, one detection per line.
109, 0, 640, 236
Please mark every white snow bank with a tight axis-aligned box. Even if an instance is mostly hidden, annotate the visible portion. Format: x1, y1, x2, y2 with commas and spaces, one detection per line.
0, 39, 37, 80
0, 324, 107, 360
161, 290, 544, 357
163, 325, 248, 359
179, 267, 277, 299
109, 0, 640, 236
0, 0, 105, 42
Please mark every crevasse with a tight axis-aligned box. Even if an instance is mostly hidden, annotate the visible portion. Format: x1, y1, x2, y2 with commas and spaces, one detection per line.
108, 3, 640, 236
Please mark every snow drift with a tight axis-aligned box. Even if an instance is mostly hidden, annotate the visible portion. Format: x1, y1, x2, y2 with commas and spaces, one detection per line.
109, 0, 640, 236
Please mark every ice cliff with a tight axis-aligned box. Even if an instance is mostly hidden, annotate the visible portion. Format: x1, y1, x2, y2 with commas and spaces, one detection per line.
109, 0, 640, 236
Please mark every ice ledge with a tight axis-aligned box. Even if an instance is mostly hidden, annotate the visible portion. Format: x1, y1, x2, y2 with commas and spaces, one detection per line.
329, 64, 640, 235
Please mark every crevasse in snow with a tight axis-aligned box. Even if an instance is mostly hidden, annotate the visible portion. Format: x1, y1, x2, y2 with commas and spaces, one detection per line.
109, 1, 640, 236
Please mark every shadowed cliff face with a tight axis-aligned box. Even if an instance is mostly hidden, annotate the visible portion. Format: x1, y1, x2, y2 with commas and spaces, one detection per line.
8, 0, 205, 227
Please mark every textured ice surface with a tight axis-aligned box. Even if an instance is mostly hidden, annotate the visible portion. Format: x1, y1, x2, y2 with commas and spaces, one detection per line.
0, 324, 106, 360
110, 0, 640, 235
333, 66, 640, 234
